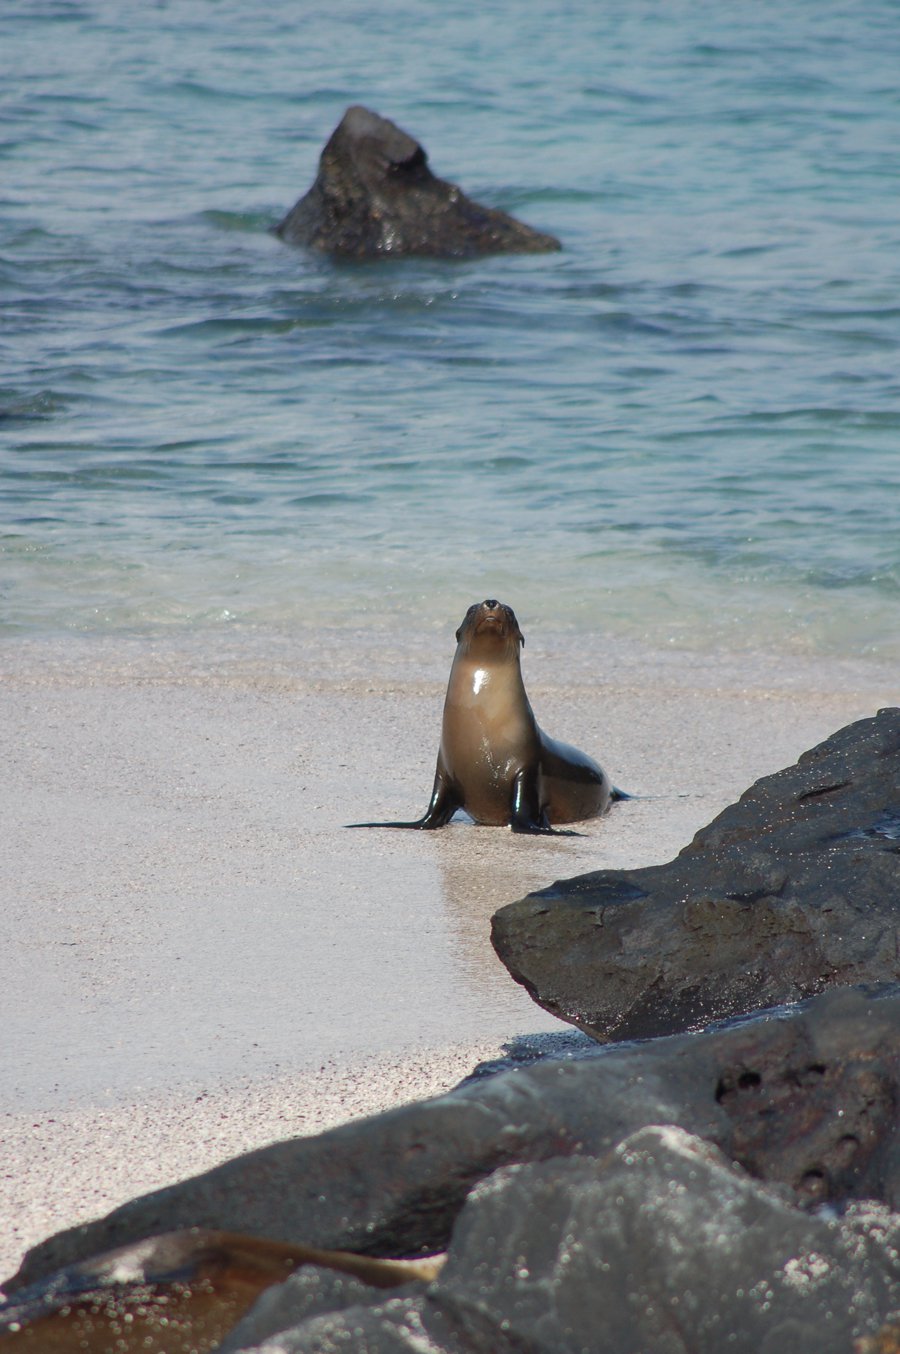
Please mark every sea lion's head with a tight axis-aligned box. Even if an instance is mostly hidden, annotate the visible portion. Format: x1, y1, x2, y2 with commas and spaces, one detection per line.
455, 599, 524, 659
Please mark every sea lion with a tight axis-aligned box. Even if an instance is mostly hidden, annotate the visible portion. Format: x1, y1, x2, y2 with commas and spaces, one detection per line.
351, 599, 622, 835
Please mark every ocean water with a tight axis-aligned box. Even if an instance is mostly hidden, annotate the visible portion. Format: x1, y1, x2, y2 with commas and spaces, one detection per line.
2, 0, 900, 658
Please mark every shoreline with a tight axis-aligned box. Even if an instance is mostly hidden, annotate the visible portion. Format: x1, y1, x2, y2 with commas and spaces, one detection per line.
1, 626, 896, 1285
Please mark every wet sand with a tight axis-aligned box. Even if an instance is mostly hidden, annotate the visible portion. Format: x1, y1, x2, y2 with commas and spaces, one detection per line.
1, 625, 895, 1288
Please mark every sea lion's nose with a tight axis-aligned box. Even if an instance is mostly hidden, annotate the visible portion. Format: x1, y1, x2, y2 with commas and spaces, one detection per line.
483, 598, 499, 609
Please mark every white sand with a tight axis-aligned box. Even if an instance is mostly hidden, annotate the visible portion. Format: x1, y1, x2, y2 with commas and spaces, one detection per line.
0, 626, 895, 1289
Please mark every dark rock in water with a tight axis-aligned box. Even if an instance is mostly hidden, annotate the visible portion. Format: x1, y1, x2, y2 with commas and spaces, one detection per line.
8, 985, 900, 1293
274, 105, 561, 259
492, 708, 900, 1041
221, 1128, 900, 1354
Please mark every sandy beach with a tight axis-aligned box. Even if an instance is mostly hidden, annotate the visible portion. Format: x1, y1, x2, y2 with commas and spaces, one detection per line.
1, 625, 895, 1289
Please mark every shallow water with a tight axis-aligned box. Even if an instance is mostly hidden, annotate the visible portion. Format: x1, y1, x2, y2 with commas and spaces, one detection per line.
2, 0, 899, 656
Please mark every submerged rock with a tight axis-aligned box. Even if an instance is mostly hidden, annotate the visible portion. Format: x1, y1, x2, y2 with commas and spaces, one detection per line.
8, 985, 900, 1294
492, 708, 900, 1041
0, 1229, 438, 1354
274, 105, 561, 259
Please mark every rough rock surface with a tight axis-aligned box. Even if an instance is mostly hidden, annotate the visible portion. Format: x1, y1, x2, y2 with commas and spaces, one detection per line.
222, 1127, 900, 1354
492, 708, 900, 1042
9, 985, 900, 1294
274, 105, 561, 259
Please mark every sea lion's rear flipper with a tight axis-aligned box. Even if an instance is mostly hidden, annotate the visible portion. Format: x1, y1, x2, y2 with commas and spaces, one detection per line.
346, 763, 460, 830
509, 769, 582, 837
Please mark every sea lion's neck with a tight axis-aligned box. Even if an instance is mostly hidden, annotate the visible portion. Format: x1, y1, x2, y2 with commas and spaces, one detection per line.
446, 647, 528, 711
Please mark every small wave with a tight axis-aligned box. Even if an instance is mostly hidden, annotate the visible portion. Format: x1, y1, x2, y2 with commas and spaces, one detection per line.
0, 388, 75, 425
199, 209, 276, 234
163, 79, 250, 103
157, 316, 306, 340
583, 82, 659, 105
286, 492, 373, 508
715, 407, 900, 430
593, 311, 673, 336
718, 243, 777, 259
804, 565, 899, 595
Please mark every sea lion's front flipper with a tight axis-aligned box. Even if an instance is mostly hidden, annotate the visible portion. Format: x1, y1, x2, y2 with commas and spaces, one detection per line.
346, 762, 460, 830
414, 763, 462, 827
509, 769, 581, 836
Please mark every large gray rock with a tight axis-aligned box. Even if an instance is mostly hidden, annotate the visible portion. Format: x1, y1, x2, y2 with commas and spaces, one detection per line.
275, 106, 561, 259
8, 984, 900, 1293
492, 708, 900, 1042
223, 1128, 900, 1353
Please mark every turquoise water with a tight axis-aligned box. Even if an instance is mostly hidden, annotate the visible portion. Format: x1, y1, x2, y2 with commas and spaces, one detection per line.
2, 0, 900, 656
